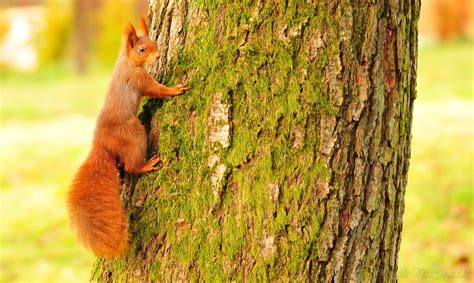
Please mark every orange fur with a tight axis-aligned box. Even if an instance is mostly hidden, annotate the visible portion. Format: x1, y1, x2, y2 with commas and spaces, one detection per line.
67, 17, 188, 258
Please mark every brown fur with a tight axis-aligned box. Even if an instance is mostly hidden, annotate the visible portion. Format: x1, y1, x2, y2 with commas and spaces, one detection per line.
67, 17, 188, 258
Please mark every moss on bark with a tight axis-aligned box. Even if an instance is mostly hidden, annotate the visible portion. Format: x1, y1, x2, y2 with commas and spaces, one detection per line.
92, 0, 420, 281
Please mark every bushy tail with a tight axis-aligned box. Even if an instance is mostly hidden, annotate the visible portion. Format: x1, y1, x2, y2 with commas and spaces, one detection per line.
67, 146, 128, 258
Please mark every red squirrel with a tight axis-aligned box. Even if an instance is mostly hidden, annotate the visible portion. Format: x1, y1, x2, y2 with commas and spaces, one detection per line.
67, 17, 188, 258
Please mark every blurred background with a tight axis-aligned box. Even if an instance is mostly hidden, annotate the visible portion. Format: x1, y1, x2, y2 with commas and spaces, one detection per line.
0, 0, 472, 282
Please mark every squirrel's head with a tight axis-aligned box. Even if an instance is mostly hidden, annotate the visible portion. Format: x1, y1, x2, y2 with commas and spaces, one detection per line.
123, 17, 158, 66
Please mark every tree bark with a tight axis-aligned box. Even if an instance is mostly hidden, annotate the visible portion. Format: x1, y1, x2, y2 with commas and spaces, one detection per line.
92, 0, 419, 281
73, 0, 99, 74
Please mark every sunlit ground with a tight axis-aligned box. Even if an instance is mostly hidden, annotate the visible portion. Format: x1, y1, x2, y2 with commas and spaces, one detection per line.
0, 67, 106, 281
0, 41, 473, 282
398, 40, 473, 282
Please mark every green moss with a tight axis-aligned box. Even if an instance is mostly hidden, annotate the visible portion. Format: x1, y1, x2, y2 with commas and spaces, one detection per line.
222, 215, 246, 261
95, 1, 343, 280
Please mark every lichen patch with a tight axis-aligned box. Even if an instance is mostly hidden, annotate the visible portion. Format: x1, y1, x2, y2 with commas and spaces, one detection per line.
207, 92, 231, 197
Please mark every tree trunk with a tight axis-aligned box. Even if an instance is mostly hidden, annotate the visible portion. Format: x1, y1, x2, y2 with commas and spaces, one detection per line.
73, 0, 100, 74
92, 0, 419, 281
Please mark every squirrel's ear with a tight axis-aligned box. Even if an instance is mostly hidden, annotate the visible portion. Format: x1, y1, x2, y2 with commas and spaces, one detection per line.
139, 16, 149, 36
124, 23, 138, 49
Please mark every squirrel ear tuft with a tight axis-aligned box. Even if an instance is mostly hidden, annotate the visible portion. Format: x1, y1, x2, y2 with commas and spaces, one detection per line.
124, 23, 138, 49
139, 16, 149, 36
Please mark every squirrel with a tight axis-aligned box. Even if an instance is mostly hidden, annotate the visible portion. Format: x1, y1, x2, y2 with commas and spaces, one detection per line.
67, 17, 188, 259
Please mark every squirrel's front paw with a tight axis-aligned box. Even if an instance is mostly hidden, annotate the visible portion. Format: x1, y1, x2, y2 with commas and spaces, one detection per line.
173, 84, 189, 95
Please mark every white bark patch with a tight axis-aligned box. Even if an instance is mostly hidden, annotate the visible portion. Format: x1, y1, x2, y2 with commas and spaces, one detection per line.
337, 3, 353, 42
349, 207, 363, 230
208, 93, 231, 149
278, 18, 309, 44
316, 177, 330, 199
210, 163, 227, 197
207, 92, 231, 197
325, 53, 344, 107
319, 114, 337, 157
207, 154, 219, 168
262, 236, 275, 259
267, 181, 280, 203
352, 157, 365, 196
292, 125, 304, 149
331, 235, 348, 282
347, 65, 369, 122
166, 0, 185, 63
366, 162, 383, 212
309, 33, 324, 61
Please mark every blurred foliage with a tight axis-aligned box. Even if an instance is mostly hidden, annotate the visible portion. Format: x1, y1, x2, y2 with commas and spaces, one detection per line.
31, 0, 142, 68
0, 71, 103, 281
1, 64, 108, 122
432, 0, 473, 40
397, 39, 474, 282
0, 17, 9, 70
0, 15, 9, 43
417, 39, 473, 100
419, 0, 474, 41
36, 0, 73, 66
399, 100, 473, 282
95, 0, 142, 66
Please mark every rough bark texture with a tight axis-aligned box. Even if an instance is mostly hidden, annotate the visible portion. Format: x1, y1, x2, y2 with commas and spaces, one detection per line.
92, 0, 419, 281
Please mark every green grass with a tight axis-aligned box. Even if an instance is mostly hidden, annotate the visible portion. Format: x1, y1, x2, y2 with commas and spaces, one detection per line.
0, 66, 103, 282
0, 40, 472, 282
417, 39, 473, 100
398, 101, 473, 282
397, 39, 473, 282
0, 64, 108, 123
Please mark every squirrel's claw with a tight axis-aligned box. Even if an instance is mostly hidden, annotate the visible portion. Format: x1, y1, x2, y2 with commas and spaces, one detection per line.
148, 154, 161, 166
174, 84, 189, 94
138, 155, 162, 173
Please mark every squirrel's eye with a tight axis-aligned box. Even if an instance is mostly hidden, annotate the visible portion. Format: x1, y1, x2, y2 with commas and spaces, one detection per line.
138, 46, 145, 53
